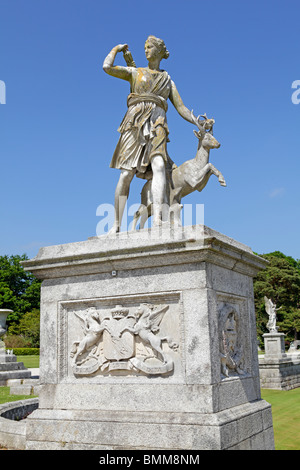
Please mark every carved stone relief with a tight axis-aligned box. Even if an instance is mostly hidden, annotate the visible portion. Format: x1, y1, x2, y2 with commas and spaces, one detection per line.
69, 302, 179, 376
218, 302, 246, 379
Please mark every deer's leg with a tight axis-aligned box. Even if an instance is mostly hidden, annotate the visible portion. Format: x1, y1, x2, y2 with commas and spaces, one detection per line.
131, 206, 142, 231
208, 163, 226, 186
169, 203, 183, 226
194, 167, 214, 192
139, 205, 150, 229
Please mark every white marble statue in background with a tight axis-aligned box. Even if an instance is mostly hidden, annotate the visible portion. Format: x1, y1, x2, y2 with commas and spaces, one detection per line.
264, 296, 282, 332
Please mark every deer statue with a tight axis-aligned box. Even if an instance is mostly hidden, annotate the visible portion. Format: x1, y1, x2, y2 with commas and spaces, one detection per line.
131, 114, 226, 229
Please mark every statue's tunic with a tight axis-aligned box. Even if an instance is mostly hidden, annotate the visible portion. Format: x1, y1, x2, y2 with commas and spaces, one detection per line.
110, 68, 174, 178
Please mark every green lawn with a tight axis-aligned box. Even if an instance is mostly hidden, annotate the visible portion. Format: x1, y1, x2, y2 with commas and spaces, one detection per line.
261, 388, 300, 450
0, 355, 40, 406
16, 355, 39, 369
0, 386, 37, 404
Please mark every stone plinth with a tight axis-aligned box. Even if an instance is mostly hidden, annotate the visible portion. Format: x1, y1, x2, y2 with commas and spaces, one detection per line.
0, 310, 32, 385
22, 225, 274, 450
0, 351, 31, 386
263, 332, 286, 359
259, 332, 300, 390
259, 354, 300, 390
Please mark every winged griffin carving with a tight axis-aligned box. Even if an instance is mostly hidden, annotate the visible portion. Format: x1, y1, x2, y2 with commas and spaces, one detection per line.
70, 303, 178, 376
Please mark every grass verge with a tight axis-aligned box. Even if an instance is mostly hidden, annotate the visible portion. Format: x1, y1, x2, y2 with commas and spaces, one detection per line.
0, 387, 37, 404
261, 388, 300, 450
16, 355, 39, 369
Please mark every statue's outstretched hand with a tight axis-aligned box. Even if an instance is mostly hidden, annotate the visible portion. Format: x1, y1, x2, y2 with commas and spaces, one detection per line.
116, 44, 129, 53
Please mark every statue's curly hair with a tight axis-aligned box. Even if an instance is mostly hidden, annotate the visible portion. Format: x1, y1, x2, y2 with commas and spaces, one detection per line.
146, 35, 169, 60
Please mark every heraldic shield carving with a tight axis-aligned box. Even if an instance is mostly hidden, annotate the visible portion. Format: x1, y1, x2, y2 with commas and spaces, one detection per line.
70, 303, 179, 376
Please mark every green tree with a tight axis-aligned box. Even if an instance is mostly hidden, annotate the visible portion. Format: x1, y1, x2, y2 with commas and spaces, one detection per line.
6, 309, 40, 347
0, 284, 15, 309
0, 254, 41, 324
254, 251, 300, 346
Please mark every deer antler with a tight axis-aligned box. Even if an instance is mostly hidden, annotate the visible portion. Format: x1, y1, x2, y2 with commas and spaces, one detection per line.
191, 110, 215, 129
200, 113, 215, 133
191, 110, 206, 133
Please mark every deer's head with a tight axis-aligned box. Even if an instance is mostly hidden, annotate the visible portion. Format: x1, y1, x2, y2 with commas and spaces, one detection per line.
192, 112, 221, 150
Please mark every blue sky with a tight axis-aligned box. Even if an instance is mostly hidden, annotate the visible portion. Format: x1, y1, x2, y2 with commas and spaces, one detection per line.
1, 0, 300, 260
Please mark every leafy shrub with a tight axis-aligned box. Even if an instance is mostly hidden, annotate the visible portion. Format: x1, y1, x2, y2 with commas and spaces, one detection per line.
12, 348, 39, 356
3, 334, 32, 348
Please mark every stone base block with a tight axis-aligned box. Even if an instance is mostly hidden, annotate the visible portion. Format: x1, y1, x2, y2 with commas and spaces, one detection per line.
9, 378, 40, 396
0, 354, 31, 385
0, 355, 17, 363
259, 355, 300, 390
9, 385, 33, 396
0, 399, 39, 450
25, 399, 274, 450
263, 333, 286, 359
0, 362, 27, 371
22, 225, 275, 450
0, 370, 31, 386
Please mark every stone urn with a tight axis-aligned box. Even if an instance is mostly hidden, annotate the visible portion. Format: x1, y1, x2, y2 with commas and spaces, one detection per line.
0, 309, 12, 339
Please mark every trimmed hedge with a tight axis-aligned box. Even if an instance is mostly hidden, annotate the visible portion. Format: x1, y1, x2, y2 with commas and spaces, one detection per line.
10, 348, 40, 356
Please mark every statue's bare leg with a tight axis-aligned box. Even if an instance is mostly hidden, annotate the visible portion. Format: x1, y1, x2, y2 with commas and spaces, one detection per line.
109, 169, 135, 234
151, 155, 166, 227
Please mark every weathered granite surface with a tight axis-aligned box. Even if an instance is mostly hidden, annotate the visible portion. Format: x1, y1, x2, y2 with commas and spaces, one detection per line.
22, 225, 274, 450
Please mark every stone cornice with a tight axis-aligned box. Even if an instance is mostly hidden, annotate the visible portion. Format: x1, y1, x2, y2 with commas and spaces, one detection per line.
22, 225, 268, 279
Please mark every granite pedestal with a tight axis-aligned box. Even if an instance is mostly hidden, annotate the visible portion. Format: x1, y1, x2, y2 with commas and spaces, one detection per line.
22, 225, 274, 450
0, 344, 31, 386
259, 332, 300, 390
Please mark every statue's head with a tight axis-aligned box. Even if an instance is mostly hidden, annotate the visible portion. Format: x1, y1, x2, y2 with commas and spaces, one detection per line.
145, 36, 169, 61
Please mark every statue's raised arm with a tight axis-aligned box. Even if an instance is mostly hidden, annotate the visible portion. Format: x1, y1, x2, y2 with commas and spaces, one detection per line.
103, 44, 134, 81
